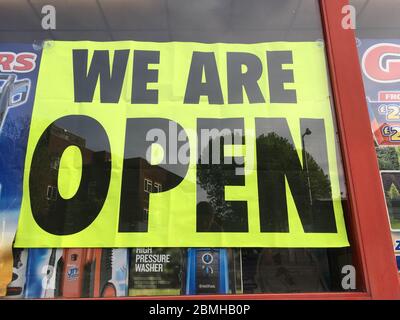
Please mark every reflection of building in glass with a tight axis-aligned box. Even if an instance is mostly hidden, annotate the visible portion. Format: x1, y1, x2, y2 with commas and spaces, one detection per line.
120, 157, 177, 232
35, 125, 173, 232
154, 182, 162, 193
31, 124, 111, 232
46, 185, 57, 201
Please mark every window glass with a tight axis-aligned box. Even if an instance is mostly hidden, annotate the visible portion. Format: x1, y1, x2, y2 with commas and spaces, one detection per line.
144, 179, 153, 193
154, 183, 162, 193
0, 0, 356, 298
352, 0, 400, 274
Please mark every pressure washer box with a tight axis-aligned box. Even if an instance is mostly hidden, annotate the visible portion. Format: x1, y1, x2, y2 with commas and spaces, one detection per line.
6, 248, 28, 298
24, 248, 63, 298
184, 248, 243, 295
59, 248, 129, 298
24, 248, 128, 298
129, 248, 243, 296
129, 248, 185, 296
110, 249, 129, 297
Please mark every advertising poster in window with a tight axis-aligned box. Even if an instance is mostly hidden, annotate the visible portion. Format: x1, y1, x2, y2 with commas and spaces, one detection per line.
358, 39, 400, 272
24, 248, 128, 299
129, 248, 184, 296
0, 44, 41, 296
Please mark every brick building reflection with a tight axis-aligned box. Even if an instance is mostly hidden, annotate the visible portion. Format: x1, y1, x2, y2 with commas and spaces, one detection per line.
38, 124, 180, 231
120, 157, 181, 232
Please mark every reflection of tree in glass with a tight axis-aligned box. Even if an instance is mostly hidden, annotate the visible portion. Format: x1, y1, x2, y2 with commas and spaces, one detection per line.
257, 132, 332, 201
388, 183, 400, 200
197, 132, 333, 231
386, 181, 400, 228
197, 134, 243, 231
375, 144, 400, 170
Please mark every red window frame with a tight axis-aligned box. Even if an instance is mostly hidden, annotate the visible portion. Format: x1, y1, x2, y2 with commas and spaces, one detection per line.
101, 0, 400, 300
320, 0, 400, 299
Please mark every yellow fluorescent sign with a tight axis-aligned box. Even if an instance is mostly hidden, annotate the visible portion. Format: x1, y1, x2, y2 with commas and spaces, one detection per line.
15, 40, 349, 248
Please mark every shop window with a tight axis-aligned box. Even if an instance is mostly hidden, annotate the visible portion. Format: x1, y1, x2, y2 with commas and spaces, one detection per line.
0, 0, 359, 299
88, 181, 97, 198
46, 185, 57, 201
50, 157, 60, 170
144, 179, 152, 193
153, 183, 162, 193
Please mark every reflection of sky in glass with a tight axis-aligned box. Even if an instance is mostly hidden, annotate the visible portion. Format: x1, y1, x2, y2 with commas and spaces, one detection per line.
55, 118, 189, 178
55, 117, 111, 153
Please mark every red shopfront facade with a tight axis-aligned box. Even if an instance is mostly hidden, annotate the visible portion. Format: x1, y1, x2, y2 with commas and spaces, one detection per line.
0, 0, 399, 300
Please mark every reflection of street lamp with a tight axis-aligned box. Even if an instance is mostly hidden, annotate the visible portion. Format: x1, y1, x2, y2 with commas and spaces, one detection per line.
301, 128, 312, 206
